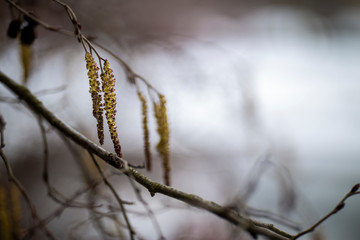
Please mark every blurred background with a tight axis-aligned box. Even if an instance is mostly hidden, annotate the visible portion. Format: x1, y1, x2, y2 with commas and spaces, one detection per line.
0, 0, 360, 239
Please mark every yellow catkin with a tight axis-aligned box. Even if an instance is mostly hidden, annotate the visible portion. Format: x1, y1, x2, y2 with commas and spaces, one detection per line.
20, 44, 32, 85
10, 184, 22, 239
153, 94, 170, 185
101, 60, 122, 158
0, 186, 11, 240
85, 52, 104, 145
137, 91, 151, 170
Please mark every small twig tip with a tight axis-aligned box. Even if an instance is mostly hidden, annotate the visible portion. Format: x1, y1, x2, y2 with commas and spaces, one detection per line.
350, 183, 360, 193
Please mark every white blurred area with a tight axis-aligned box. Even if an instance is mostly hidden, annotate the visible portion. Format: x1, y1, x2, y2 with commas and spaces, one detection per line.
131, 8, 360, 239
1, 3, 360, 240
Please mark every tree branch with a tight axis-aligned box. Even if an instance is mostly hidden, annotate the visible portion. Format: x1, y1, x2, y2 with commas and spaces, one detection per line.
291, 184, 360, 239
0, 71, 299, 240
0, 71, 123, 169
88, 151, 136, 240
0, 147, 55, 239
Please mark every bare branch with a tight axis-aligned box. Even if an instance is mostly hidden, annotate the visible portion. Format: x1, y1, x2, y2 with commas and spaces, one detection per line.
291, 184, 360, 239
0, 148, 55, 239
0, 71, 291, 240
245, 207, 301, 231
0, 71, 124, 169
38, 116, 95, 208
89, 152, 136, 240
27, 178, 102, 233
0, 114, 5, 148
5, 0, 68, 33
127, 170, 165, 240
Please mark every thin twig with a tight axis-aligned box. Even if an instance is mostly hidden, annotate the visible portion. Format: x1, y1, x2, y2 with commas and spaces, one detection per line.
0, 96, 20, 104
245, 207, 301, 231
0, 114, 6, 148
0, 149, 56, 240
67, 209, 129, 240
127, 171, 166, 240
88, 152, 136, 240
27, 178, 102, 233
108, 205, 128, 239
5, 0, 69, 33
92, 40, 162, 95
291, 184, 360, 239
58, 133, 127, 239
38, 116, 94, 208
33, 85, 67, 97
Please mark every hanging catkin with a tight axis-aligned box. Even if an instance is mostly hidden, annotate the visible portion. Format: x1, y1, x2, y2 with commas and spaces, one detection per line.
85, 52, 104, 145
137, 91, 151, 170
101, 60, 122, 158
153, 94, 170, 185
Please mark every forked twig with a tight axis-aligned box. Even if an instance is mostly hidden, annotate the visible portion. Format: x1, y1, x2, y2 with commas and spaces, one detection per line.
126, 170, 166, 240
0, 149, 55, 239
38, 116, 97, 208
88, 151, 136, 240
291, 183, 360, 239
26, 178, 102, 233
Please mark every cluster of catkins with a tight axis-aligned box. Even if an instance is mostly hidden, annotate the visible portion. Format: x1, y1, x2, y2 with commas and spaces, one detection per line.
85, 52, 171, 185
85, 52, 122, 158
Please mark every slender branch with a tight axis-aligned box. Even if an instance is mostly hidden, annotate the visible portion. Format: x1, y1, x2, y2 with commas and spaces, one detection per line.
0, 71, 291, 240
26, 178, 102, 233
38, 116, 93, 208
245, 206, 301, 231
92, 41, 161, 94
0, 71, 124, 169
0, 96, 20, 104
291, 184, 360, 239
0, 148, 56, 240
33, 85, 67, 96
127, 170, 165, 240
5, 0, 69, 33
88, 152, 136, 240
126, 167, 292, 240
0, 114, 5, 148
5, 0, 161, 96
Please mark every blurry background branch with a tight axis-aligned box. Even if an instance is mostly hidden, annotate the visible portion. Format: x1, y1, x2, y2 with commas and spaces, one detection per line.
0, 131, 55, 239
